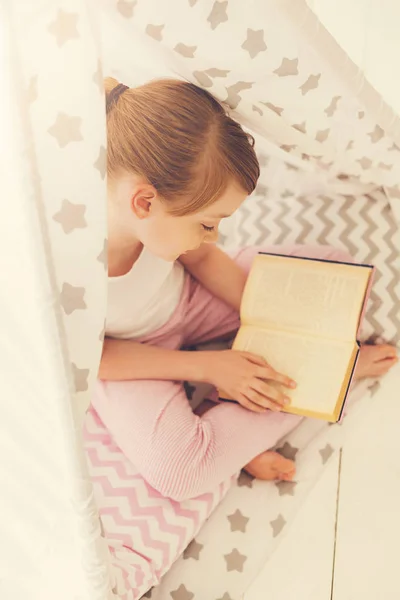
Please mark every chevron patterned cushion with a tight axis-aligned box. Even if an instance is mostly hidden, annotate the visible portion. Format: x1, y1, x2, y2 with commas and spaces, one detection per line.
84, 404, 235, 599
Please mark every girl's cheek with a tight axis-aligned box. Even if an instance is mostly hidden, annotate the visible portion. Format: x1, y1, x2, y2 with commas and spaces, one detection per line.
204, 230, 218, 244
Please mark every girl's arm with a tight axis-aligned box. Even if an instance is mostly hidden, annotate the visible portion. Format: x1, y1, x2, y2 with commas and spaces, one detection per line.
179, 243, 247, 311
102, 245, 245, 381
100, 338, 206, 381
101, 338, 292, 412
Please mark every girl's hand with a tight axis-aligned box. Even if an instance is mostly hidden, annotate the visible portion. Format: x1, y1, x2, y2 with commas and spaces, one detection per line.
200, 350, 296, 413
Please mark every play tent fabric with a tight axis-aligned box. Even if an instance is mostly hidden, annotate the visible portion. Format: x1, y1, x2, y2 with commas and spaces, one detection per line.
306, 0, 400, 118
1, 2, 110, 599
1, 1, 399, 600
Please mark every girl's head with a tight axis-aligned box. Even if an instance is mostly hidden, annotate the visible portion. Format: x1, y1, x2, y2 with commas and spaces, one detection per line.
105, 77, 260, 261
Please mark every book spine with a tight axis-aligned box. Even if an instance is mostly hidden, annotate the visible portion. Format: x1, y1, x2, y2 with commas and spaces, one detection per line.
357, 267, 376, 339
337, 342, 360, 423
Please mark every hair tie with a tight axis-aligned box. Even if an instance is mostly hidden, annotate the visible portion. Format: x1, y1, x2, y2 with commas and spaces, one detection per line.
106, 83, 129, 113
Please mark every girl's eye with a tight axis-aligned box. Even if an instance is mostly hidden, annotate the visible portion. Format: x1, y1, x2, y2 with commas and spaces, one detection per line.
201, 224, 215, 232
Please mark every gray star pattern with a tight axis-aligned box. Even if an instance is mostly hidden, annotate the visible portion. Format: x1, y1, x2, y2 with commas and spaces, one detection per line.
225, 81, 253, 109
270, 514, 286, 537
262, 101, 283, 115
194, 68, 229, 88
325, 96, 341, 117
316, 129, 330, 143
275, 480, 297, 496
94, 146, 107, 179
207, 1, 228, 30
60, 283, 87, 315
276, 442, 299, 461
369, 125, 384, 143
237, 470, 254, 488
97, 239, 108, 270
174, 43, 197, 58
117, 0, 136, 18
48, 10, 79, 47
183, 539, 203, 560
274, 57, 298, 76
358, 157, 373, 170
293, 121, 306, 134
242, 29, 267, 58
227, 509, 249, 533
53, 199, 87, 234
146, 24, 164, 41
48, 113, 83, 148
320, 444, 334, 464
299, 73, 321, 95
71, 362, 89, 392
170, 584, 195, 600
224, 548, 247, 572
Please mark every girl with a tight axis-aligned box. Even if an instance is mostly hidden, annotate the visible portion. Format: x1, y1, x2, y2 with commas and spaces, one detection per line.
84, 78, 398, 598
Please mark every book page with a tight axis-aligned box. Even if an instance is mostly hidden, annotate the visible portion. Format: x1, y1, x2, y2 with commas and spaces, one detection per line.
234, 326, 356, 415
242, 254, 372, 341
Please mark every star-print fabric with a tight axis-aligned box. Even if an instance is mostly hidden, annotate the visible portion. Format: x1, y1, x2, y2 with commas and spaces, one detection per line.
2, 3, 109, 600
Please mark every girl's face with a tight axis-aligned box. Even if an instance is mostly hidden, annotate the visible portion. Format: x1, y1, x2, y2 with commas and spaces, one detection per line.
112, 176, 248, 262
141, 181, 247, 261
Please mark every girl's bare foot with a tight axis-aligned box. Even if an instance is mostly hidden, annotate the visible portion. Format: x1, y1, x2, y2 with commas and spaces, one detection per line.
354, 344, 398, 380
244, 451, 296, 482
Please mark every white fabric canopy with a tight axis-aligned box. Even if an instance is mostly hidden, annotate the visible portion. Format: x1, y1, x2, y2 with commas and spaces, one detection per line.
308, 0, 400, 118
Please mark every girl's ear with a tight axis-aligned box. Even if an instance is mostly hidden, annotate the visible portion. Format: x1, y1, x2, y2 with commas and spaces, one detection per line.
131, 185, 157, 219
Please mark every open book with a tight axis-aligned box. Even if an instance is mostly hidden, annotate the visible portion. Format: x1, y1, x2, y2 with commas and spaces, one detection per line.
222, 253, 374, 422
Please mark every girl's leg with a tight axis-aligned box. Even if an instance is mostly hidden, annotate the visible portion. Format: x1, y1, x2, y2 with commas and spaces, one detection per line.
85, 380, 296, 596
193, 398, 296, 481
88, 376, 300, 502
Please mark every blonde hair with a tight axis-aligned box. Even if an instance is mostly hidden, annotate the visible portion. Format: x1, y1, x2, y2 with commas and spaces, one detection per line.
105, 77, 260, 216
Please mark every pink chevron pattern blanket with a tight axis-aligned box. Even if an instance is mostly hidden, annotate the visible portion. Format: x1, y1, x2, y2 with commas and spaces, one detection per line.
84, 407, 234, 598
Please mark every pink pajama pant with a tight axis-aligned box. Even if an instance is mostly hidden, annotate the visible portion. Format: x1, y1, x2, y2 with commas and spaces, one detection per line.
84, 243, 351, 597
